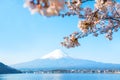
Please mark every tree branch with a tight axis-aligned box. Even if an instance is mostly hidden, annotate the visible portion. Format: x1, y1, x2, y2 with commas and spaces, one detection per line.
82, 0, 94, 3
105, 17, 120, 22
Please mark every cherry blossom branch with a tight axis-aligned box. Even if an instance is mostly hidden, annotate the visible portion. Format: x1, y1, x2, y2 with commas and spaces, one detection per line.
23, 0, 120, 48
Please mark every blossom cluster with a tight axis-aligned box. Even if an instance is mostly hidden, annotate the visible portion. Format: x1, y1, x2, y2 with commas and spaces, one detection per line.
61, 32, 80, 48
94, 0, 114, 11
24, 0, 64, 16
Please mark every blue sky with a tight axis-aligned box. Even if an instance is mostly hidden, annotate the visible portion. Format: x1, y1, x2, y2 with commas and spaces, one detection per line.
0, 0, 120, 65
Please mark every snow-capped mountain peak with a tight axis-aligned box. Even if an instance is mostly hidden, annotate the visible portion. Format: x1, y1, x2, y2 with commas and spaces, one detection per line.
41, 49, 68, 59
12, 49, 120, 71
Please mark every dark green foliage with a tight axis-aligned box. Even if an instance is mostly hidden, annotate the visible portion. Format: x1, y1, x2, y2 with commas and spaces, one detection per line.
0, 62, 21, 74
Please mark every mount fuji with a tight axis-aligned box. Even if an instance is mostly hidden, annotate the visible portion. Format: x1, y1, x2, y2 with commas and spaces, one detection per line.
11, 49, 120, 71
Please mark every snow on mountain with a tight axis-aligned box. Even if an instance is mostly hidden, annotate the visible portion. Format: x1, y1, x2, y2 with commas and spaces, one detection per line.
11, 49, 120, 71
41, 49, 69, 59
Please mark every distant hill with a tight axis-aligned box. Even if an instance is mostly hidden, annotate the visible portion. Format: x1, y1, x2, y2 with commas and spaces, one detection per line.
12, 49, 120, 71
0, 62, 21, 74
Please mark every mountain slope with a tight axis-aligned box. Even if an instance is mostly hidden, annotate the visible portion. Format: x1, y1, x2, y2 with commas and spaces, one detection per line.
11, 49, 120, 71
0, 62, 21, 74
